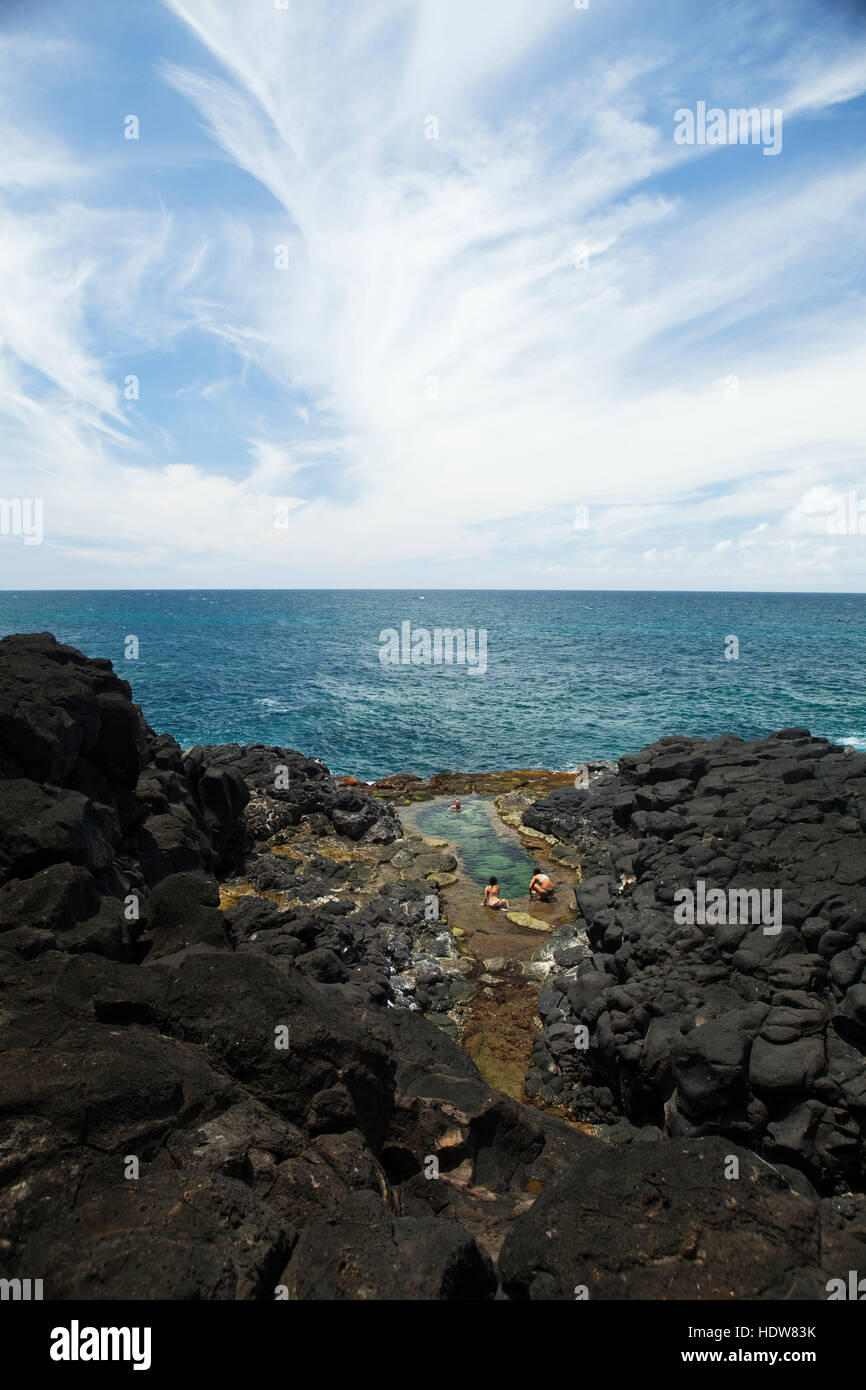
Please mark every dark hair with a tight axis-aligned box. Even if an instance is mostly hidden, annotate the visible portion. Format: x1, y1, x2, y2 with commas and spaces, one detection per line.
489, 875, 498, 885
533, 866, 540, 875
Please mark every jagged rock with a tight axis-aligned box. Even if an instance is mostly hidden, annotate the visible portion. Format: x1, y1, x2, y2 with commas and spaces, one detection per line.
279, 1191, 497, 1300
143, 870, 229, 958
525, 731, 866, 1189
499, 1137, 838, 1300
2, 635, 866, 1300
0, 782, 119, 881
0, 863, 100, 933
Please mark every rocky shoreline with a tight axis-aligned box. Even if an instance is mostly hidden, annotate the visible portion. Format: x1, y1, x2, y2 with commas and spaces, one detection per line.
520, 732, 866, 1193
1, 632, 865, 1299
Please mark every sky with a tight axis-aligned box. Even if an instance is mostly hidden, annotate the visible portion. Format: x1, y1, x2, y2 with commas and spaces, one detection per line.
1, 0, 865, 591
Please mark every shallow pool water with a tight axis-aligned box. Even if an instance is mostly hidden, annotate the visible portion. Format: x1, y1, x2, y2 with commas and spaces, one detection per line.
399, 794, 576, 961
408, 796, 536, 903
398, 795, 581, 1105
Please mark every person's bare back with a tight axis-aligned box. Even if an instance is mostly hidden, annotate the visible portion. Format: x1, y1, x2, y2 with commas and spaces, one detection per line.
482, 876, 509, 910
529, 868, 555, 901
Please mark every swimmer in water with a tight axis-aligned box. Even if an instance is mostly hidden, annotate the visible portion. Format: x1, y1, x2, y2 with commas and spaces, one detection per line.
448, 797, 462, 812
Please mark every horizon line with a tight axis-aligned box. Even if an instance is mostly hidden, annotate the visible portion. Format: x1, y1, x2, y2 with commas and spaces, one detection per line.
1, 586, 865, 598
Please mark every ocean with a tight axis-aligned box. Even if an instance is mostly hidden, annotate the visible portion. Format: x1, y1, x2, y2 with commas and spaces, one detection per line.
1, 589, 863, 781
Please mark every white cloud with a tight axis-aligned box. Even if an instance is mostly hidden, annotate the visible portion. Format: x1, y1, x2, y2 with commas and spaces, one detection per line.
1, 0, 866, 588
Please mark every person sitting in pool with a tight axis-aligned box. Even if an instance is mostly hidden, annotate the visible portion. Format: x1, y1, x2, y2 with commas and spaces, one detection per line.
529, 868, 555, 901
448, 797, 462, 812
482, 876, 509, 910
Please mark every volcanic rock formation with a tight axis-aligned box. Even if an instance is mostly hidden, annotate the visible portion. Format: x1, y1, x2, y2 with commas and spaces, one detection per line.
1, 635, 863, 1299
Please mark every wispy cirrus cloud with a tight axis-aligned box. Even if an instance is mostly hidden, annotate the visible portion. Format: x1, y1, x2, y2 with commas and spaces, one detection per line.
1, 0, 865, 588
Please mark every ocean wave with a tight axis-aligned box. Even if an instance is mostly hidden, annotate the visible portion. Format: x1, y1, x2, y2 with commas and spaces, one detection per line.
839, 733, 866, 750
256, 697, 296, 713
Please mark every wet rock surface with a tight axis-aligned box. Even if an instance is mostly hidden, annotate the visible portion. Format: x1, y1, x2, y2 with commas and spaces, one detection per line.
1, 636, 863, 1299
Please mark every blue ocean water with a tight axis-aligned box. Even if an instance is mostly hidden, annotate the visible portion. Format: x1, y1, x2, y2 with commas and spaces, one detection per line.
0, 590, 864, 781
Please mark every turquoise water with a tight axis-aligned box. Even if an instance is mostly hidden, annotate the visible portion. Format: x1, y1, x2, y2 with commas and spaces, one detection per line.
0, 589, 864, 778
409, 799, 541, 904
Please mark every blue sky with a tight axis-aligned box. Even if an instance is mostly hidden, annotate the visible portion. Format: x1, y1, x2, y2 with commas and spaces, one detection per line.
1, 0, 865, 589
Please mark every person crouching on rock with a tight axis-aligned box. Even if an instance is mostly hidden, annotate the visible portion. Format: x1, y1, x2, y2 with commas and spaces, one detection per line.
483, 876, 510, 910
529, 868, 555, 901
